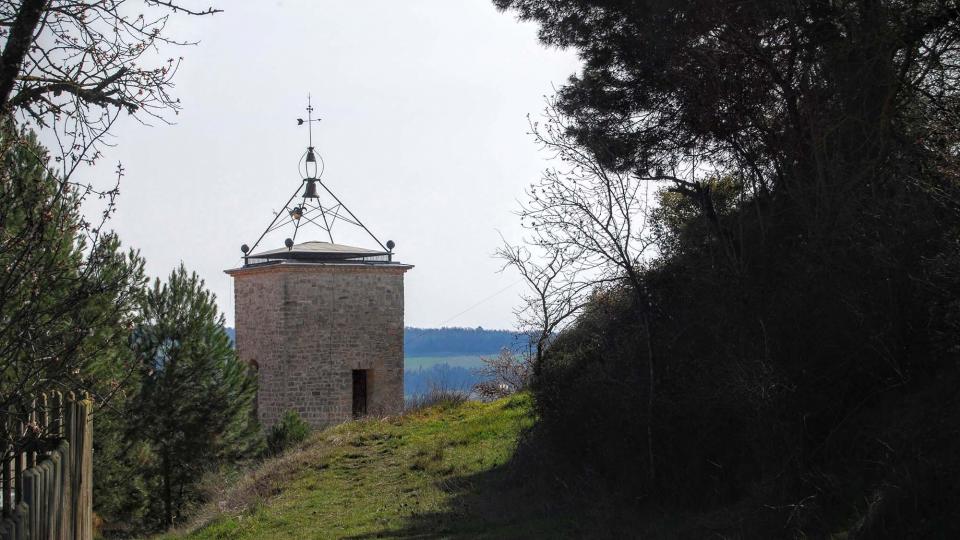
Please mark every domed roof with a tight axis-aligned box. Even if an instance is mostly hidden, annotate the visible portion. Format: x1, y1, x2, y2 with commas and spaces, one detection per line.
247, 241, 389, 263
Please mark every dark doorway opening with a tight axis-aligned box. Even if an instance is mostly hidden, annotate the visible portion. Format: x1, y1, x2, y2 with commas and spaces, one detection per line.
352, 370, 368, 418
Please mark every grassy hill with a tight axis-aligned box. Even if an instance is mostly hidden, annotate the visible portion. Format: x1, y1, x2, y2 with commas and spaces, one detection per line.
160, 395, 577, 540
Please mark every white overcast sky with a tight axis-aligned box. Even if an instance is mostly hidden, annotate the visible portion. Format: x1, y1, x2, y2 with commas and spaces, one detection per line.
71, 0, 581, 329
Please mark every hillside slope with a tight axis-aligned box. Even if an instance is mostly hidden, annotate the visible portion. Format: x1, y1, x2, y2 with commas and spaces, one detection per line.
162, 395, 574, 539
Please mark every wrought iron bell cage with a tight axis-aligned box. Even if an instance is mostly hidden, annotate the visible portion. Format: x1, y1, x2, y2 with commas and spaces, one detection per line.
239, 95, 396, 268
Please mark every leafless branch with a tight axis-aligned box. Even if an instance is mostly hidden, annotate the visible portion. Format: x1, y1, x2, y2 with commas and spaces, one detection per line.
0, 0, 220, 178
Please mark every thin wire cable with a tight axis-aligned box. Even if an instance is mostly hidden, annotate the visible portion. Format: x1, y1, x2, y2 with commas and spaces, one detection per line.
439, 278, 524, 327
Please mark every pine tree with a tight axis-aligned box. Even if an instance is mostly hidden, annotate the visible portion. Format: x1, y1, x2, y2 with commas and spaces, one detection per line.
129, 265, 262, 528
0, 119, 146, 435
0, 120, 151, 531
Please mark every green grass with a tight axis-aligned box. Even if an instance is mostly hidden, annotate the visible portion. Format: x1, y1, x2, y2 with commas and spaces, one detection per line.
403, 355, 486, 370
160, 394, 574, 540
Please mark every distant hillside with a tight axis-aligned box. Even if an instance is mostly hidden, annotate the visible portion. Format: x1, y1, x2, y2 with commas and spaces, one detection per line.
224, 326, 526, 357
404, 327, 525, 356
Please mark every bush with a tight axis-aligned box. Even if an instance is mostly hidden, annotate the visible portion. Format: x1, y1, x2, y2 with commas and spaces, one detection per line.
530, 187, 960, 534
405, 383, 469, 412
472, 349, 532, 400
266, 410, 311, 456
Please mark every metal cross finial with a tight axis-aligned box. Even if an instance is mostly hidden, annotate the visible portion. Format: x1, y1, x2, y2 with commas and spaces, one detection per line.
296, 94, 322, 149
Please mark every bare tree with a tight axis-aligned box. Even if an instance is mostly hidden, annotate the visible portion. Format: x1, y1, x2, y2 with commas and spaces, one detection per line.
520, 101, 657, 296
500, 99, 660, 481
0, 0, 220, 176
474, 236, 589, 401
473, 349, 532, 400
496, 240, 591, 363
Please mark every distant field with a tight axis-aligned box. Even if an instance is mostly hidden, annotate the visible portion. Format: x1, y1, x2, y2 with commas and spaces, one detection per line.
403, 355, 488, 396
404, 355, 487, 370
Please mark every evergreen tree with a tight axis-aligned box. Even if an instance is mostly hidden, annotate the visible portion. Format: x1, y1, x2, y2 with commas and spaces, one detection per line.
0, 120, 146, 437
129, 265, 262, 528
0, 120, 154, 534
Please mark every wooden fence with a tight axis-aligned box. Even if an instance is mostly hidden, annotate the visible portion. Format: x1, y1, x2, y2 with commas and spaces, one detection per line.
0, 392, 93, 540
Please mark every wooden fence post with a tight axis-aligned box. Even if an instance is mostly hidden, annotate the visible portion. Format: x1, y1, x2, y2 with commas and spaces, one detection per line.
79, 395, 92, 540
22, 467, 36, 539
2, 450, 10, 519
0, 392, 93, 540
25, 399, 35, 472
38, 394, 48, 444
64, 392, 76, 540
41, 460, 52, 540
57, 441, 70, 540
13, 415, 23, 508
49, 450, 59, 540
1, 407, 10, 520
50, 392, 62, 440
12, 502, 26, 539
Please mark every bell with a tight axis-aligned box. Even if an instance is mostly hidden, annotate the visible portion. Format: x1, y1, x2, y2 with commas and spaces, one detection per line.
303, 179, 319, 198
306, 147, 317, 163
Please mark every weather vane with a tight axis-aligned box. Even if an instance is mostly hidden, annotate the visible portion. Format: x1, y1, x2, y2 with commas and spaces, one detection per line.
239, 95, 392, 263
297, 94, 323, 183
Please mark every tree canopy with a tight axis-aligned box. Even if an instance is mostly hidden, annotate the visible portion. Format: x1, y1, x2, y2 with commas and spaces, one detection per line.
496, 0, 960, 536
129, 265, 261, 528
495, 0, 960, 240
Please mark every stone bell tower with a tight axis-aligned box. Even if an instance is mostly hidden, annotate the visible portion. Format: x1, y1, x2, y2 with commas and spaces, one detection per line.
226, 99, 412, 430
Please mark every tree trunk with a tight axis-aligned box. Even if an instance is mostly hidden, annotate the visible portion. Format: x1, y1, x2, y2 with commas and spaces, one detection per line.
625, 268, 656, 486
643, 311, 656, 486
162, 450, 173, 526
0, 0, 47, 111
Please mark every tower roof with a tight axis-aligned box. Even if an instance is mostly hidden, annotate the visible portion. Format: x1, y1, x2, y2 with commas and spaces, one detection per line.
247, 241, 390, 263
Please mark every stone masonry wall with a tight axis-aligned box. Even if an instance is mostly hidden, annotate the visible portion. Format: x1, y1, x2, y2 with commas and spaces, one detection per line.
230, 263, 408, 430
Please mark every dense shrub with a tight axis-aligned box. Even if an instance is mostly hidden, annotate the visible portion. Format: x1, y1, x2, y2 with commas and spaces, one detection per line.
494, 0, 960, 535
266, 410, 311, 455
531, 185, 960, 534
